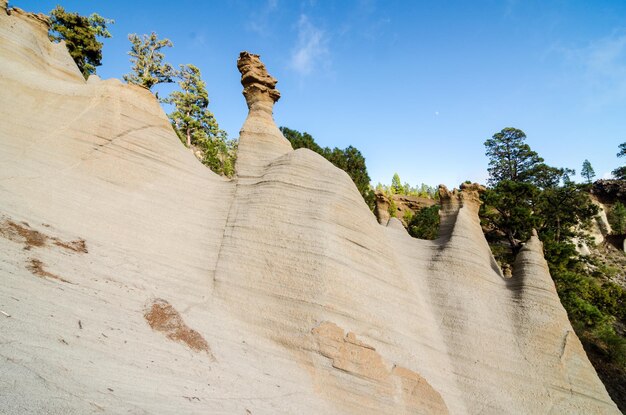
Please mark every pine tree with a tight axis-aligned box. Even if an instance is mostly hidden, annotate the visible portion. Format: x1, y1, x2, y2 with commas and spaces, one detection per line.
613, 142, 626, 180
482, 127, 591, 252
581, 159, 595, 184
403, 182, 411, 195
164, 64, 215, 148
123, 33, 176, 90
484, 128, 543, 185
391, 173, 402, 194
163, 64, 235, 177
48, 6, 113, 79
608, 202, 626, 234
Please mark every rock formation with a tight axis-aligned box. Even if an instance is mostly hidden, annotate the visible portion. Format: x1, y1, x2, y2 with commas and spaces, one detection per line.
575, 195, 614, 255
592, 179, 626, 205
374, 190, 392, 224
237, 51, 281, 109
579, 181, 626, 253
0, 5, 620, 414
373, 190, 436, 226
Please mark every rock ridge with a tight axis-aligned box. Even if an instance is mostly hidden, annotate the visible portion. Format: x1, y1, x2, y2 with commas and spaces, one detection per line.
0, 8, 620, 414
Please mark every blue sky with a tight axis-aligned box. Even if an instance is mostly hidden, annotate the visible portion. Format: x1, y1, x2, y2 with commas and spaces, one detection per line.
15, 0, 626, 188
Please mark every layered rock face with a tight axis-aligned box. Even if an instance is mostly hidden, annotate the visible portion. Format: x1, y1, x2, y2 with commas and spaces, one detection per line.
0, 6, 620, 414
373, 190, 436, 226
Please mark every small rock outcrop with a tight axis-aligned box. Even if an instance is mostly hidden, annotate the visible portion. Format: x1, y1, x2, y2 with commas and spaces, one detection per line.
579, 181, 625, 252
437, 182, 485, 238
592, 179, 626, 204
575, 195, 613, 254
373, 190, 391, 225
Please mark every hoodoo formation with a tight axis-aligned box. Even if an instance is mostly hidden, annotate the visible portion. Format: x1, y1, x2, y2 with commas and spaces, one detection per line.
238, 51, 281, 107
0, 3, 620, 414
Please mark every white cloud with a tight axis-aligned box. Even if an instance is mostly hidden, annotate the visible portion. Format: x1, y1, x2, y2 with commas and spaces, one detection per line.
561, 30, 626, 106
247, 0, 279, 36
290, 15, 329, 76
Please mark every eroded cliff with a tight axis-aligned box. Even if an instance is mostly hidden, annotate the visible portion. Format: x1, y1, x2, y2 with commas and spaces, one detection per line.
0, 5, 620, 414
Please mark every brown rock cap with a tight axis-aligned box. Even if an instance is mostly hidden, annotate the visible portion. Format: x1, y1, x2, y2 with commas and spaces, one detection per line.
237, 51, 280, 110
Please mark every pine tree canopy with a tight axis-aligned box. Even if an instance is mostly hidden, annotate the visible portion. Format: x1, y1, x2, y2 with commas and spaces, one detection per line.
484, 128, 543, 186
48, 6, 113, 79
391, 173, 402, 194
164, 64, 235, 177
163, 64, 217, 147
123, 33, 176, 90
581, 159, 595, 184
613, 142, 626, 180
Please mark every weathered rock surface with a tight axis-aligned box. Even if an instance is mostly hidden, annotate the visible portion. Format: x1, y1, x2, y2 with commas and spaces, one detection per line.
374, 190, 436, 226
592, 179, 626, 205
575, 195, 613, 255
0, 6, 620, 414
591, 196, 613, 242
576, 185, 625, 253
374, 190, 392, 224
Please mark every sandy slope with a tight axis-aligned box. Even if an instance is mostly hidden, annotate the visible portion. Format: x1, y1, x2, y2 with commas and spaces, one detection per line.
0, 4, 619, 414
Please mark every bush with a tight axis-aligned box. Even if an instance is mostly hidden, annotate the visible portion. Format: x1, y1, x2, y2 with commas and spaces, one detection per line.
388, 198, 397, 218
554, 271, 608, 326
590, 323, 626, 367
407, 205, 440, 240
608, 202, 626, 234
552, 265, 626, 370
403, 210, 414, 224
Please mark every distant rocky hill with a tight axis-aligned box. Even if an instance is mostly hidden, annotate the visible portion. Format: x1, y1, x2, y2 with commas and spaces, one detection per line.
0, 3, 620, 413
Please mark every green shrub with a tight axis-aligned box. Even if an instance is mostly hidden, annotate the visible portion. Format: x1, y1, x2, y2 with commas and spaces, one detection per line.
608, 201, 626, 234
403, 210, 414, 224
407, 205, 440, 240
552, 266, 626, 369
590, 323, 626, 367
388, 198, 397, 218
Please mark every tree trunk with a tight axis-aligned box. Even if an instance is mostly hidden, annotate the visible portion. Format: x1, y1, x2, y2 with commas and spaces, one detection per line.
185, 111, 191, 148
507, 230, 521, 255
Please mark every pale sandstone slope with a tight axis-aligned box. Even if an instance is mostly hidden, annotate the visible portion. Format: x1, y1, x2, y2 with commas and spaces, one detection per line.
0, 5, 620, 414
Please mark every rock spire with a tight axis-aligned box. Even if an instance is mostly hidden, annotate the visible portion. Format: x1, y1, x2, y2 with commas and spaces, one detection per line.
237, 51, 280, 113
234, 51, 291, 176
